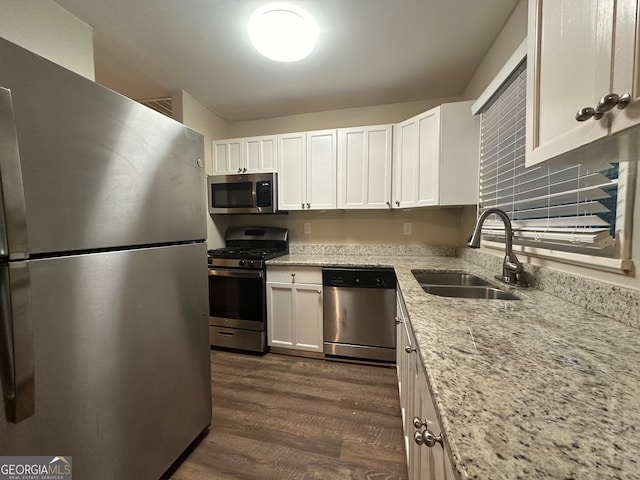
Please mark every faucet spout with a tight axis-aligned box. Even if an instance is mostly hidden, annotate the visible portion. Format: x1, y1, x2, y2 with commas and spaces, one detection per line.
468, 208, 527, 287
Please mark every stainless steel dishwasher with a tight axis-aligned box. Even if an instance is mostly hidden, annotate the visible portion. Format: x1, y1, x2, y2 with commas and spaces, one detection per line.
322, 267, 397, 362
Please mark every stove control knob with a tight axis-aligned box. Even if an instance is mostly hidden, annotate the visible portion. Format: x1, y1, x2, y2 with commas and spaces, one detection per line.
239, 259, 246, 267
247, 260, 255, 267
375, 277, 385, 287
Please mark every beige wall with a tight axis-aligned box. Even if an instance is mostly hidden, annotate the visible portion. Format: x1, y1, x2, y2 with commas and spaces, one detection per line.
228, 96, 462, 137
228, 208, 467, 247
173, 90, 231, 248
94, 38, 170, 99
0, 0, 94, 79
462, 0, 527, 101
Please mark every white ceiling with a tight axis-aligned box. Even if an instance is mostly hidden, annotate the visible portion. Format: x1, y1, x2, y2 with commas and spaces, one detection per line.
52, 0, 519, 122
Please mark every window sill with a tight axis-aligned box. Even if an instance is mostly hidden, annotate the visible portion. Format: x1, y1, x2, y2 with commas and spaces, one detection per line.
482, 240, 634, 275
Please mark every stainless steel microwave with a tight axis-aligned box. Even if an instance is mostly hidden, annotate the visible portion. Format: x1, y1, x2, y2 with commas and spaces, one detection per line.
208, 172, 278, 214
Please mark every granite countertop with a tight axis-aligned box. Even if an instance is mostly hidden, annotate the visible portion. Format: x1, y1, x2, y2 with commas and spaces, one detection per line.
268, 254, 640, 479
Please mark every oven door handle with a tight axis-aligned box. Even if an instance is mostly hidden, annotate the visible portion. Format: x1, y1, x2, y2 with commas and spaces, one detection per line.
208, 269, 264, 279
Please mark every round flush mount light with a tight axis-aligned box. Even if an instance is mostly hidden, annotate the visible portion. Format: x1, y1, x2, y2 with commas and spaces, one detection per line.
248, 3, 318, 62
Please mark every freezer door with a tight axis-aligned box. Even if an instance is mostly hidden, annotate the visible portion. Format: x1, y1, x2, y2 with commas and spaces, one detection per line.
0, 38, 206, 256
0, 243, 211, 480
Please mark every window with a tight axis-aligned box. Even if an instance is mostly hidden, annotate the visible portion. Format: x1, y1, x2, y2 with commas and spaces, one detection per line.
473, 46, 635, 273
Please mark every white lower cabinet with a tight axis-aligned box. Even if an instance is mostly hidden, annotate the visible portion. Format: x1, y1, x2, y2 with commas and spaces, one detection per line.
396, 290, 455, 480
266, 266, 323, 352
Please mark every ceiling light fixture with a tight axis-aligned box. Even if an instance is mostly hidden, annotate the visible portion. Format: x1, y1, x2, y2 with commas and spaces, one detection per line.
248, 3, 318, 62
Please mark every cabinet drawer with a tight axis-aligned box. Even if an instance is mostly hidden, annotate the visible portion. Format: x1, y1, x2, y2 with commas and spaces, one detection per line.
267, 266, 322, 284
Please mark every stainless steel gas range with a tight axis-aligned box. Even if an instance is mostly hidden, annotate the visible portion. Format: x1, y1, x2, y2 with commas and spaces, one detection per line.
207, 226, 288, 353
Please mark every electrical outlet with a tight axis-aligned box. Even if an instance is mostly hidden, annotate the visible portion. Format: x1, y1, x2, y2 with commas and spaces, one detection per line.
403, 222, 412, 235
304, 222, 311, 235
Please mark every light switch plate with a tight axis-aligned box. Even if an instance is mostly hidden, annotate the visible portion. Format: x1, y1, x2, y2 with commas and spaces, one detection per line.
304, 222, 311, 235
403, 222, 412, 235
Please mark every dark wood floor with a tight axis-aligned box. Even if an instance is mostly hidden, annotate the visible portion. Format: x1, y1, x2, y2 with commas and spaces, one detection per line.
166, 349, 408, 480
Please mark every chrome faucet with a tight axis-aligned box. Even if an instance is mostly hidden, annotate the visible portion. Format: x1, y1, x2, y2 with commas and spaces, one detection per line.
468, 208, 527, 287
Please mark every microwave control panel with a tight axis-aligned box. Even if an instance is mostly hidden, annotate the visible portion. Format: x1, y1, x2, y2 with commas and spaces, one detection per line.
256, 181, 272, 207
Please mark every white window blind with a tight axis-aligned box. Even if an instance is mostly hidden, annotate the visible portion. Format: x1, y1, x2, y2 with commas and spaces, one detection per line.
478, 61, 619, 255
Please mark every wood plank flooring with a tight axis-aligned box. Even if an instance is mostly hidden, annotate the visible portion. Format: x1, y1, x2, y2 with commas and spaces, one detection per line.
165, 349, 408, 480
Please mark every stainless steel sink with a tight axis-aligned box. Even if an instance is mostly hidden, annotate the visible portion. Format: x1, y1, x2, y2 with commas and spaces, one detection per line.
411, 271, 491, 286
411, 270, 519, 300
420, 285, 519, 300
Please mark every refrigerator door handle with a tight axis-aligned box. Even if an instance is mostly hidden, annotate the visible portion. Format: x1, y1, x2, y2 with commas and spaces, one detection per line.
0, 261, 34, 423
0, 86, 29, 259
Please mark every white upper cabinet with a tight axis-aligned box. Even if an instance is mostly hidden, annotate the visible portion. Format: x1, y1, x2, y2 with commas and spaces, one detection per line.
212, 135, 277, 174
243, 135, 277, 172
278, 129, 337, 211
526, 0, 640, 166
338, 125, 393, 209
393, 101, 479, 209
212, 138, 242, 175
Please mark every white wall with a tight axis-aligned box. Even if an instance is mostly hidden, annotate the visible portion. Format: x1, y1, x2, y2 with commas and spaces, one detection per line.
0, 0, 94, 79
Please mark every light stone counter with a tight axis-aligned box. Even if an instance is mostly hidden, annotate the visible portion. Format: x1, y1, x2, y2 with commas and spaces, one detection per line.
268, 253, 640, 480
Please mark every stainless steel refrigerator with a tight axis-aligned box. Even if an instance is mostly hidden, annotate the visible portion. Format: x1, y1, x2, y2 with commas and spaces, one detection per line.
0, 37, 211, 478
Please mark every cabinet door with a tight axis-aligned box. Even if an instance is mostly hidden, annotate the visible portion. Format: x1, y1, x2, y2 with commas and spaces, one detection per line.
526, 0, 614, 166
306, 129, 337, 210
438, 101, 479, 206
244, 135, 277, 173
415, 364, 451, 480
338, 125, 393, 209
278, 133, 306, 210
212, 138, 242, 174
611, 0, 640, 134
393, 117, 419, 208
415, 109, 439, 207
266, 282, 294, 348
292, 284, 323, 352
394, 110, 439, 208
396, 291, 419, 479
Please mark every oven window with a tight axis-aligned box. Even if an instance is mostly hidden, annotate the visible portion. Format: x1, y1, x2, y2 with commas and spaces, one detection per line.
211, 182, 253, 208
209, 273, 264, 322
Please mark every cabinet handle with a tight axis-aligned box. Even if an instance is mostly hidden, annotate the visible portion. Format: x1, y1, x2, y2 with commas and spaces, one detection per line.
576, 93, 632, 121
317, 290, 321, 294
405, 345, 417, 353
386, 201, 391, 207
413, 417, 428, 428
395, 200, 400, 207
301, 203, 305, 209
306, 203, 310, 208
575, 107, 596, 122
237, 168, 242, 173
595, 93, 631, 114
395, 316, 402, 325
242, 167, 247, 173
414, 429, 444, 448
617, 93, 632, 109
